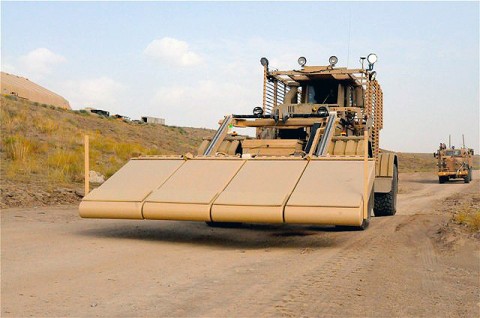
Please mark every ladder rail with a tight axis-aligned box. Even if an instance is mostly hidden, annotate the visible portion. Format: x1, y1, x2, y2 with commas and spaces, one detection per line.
204, 115, 233, 156
315, 112, 337, 156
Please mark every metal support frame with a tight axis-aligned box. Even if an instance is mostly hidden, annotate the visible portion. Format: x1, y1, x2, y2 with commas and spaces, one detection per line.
363, 128, 369, 219
262, 66, 267, 112
204, 115, 233, 156
365, 79, 383, 160
316, 112, 337, 156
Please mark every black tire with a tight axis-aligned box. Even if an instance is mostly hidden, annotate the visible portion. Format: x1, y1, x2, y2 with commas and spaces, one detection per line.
469, 168, 473, 181
205, 221, 242, 228
374, 165, 398, 216
439, 176, 447, 184
464, 172, 470, 183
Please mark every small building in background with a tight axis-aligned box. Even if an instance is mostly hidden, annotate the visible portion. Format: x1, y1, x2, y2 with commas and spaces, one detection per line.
84, 107, 110, 117
112, 114, 131, 121
141, 116, 165, 125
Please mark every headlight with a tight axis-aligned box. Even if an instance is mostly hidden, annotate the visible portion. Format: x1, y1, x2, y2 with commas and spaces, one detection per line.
367, 53, 377, 65
253, 106, 264, 116
317, 106, 329, 117
329, 56, 338, 67
298, 56, 307, 67
260, 57, 269, 67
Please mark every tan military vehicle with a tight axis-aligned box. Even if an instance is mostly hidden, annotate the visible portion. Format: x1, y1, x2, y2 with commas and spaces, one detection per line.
79, 54, 398, 230
435, 137, 474, 183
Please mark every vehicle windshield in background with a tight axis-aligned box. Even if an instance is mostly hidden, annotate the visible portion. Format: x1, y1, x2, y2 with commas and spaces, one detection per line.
445, 150, 461, 156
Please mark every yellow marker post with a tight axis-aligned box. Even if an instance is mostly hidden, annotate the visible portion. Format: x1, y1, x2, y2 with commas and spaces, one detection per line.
84, 135, 90, 195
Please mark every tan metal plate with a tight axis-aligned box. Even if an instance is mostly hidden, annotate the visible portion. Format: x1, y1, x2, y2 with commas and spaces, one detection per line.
80, 159, 184, 219
83, 159, 184, 202
284, 160, 375, 225
285, 206, 362, 226
243, 139, 303, 156
143, 160, 245, 220
79, 201, 144, 219
212, 160, 308, 223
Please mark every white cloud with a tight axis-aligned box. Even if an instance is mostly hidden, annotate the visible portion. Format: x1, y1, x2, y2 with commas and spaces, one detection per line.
18, 48, 66, 77
144, 37, 203, 67
1, 62, 16, 74
61, 77, 125, 111
151, 80, 257, 128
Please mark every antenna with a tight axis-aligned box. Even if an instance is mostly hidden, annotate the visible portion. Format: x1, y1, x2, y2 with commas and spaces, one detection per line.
462, 134, 465, 148
449, 135, 451, 148
346, 5, 352, 68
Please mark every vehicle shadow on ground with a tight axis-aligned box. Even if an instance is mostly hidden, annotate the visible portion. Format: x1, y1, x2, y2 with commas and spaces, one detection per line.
74, 221, 354, 249
413, 179, 441, 184
415, 178, 467, 184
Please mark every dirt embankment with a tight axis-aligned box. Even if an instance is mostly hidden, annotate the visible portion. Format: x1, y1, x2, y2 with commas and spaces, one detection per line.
1, 179, 83, 208
1, 171, 479, 317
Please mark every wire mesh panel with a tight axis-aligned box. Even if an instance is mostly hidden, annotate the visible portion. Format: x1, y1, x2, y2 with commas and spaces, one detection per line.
264, 79, 285, 114
263, 77, 302, 115
365, 80, 383, 159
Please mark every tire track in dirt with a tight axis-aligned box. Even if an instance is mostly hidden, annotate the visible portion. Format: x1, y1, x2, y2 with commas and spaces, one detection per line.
264, 218, 394, 317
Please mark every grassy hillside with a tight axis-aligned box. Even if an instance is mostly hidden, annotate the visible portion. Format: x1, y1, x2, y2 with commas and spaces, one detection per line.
397, 152, 438, 173
0, 95, 214, 207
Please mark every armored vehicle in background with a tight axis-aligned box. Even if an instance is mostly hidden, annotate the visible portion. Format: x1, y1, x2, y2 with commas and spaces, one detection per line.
436, 136, 473, 183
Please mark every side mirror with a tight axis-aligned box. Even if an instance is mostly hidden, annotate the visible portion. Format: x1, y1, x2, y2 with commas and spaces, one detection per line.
433, 152, 437, 158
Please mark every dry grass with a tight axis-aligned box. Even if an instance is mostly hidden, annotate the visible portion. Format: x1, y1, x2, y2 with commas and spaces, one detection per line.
1, 102, 28, 134
34, 117, 59, 134
47, 148, 84, 183
3, 134, 33, 161
453, 196, 480, 232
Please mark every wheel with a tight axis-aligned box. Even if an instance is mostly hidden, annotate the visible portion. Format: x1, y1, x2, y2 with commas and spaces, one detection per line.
469, 168, 473, 181
439, 176, 447, 184
464, 172, 470, 183
205, 221, 242, 228
374, 165, 398, 216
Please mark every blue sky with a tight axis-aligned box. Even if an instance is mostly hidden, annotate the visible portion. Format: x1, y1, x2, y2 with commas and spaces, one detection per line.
2, 1, 479, 152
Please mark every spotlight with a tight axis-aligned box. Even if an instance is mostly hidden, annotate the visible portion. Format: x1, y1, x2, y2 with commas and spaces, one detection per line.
253, 106, 264, 116
298, 56, 307, 67
260, 57, 269, 67
329, 56, 338, 67
367, 53, 377, 64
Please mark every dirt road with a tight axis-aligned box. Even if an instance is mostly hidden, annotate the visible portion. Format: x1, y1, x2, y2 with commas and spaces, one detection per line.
2, 172, 479, 317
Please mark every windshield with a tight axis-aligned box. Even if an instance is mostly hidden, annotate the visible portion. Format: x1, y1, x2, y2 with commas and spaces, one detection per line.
445, 150, 461, 156
306, 80, 338, 104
